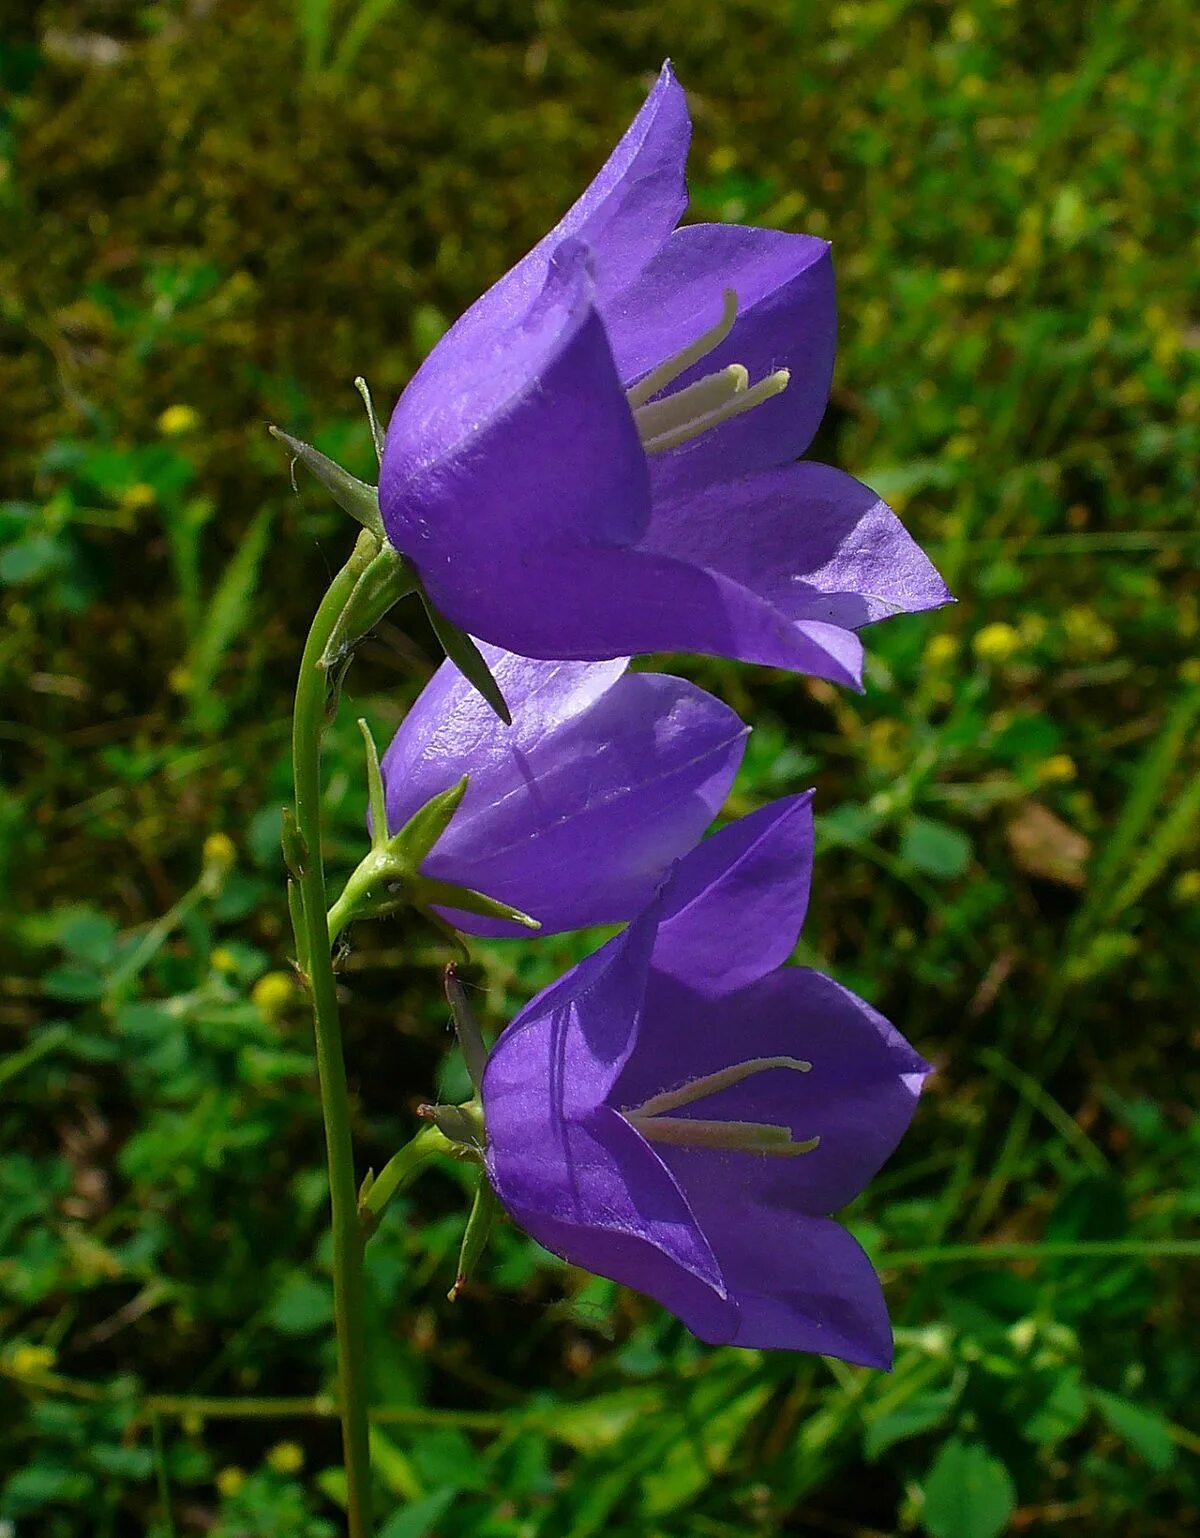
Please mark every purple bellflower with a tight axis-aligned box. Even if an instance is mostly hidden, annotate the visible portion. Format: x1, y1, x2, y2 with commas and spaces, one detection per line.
380, 643, 747, 938
481, 795, 930, 1364
380, 64, 949, 688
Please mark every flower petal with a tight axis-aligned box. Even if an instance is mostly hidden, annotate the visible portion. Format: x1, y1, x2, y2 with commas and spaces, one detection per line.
605, 224, 835, 475
619, 968, 930, 1215
646, 459, 953, 628
422, 543, 864, 686
648, 794, 816, 996
430, 63, 691, 366
382, 646, 747, 936
691, 1205, 893, 1366
380, 240, 651, 605
483, 912, 731, 1319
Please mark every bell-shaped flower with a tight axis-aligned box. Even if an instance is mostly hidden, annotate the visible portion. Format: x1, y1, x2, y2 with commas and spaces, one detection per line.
481, 795, 929, 1364
380, 643, 747, 938
379, 64, 949, 689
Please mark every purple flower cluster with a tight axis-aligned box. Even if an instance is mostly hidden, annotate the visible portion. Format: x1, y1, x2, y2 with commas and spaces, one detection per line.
375, 65, 946, 1364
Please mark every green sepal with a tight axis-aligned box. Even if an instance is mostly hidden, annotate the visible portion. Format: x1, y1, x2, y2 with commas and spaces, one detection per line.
268, 425, 385, 540
354, 376, 386, 465
280, 806, 308, 879
449, 1176, 499, 1302
413, 876, 540, 931
419, 590, 511, 725
389, 776, 469, 867
358, 720, 389, 852
319, 546, 417, 673
445, 962, 488, 1091
287, 878, 310, 978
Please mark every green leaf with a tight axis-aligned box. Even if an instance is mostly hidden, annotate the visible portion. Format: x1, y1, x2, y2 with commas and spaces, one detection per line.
920, 1438, 1015, 1538
865, 1385, 959, 1459
1091, 1389, 1177, 1473
54, 907, 119, 966
265, 1272, 333, 1336
1022, 1368, 1089, 1447
42, 962, 106, 1002
379, 1489, 456, 1538
900, 816, 973, 879
183, 506, 274, 729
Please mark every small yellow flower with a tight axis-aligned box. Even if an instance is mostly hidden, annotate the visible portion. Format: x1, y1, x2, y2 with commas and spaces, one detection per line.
1174, 870, 1200, 902
973, 623, 1021, 665
1088, 315, 1113, 343
924, 634, 959, 667
252, 971, 296, 1019
203, 833, 237, 873
1180, 658, 1200, 686
10, 1344, 56, 1376
120, 483, 157, 511
1037, 754, 1077, 784
182, 1412, 205, 1437
211, 947, 238, 974
216, 1466, 247, 1499
158, 404, 200, 437
267, 1441, 305, 1475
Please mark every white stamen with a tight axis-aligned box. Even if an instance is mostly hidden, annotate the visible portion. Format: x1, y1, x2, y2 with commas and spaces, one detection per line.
628, 1115, 821, 1157
639, 369, 790, 456
633, 365, 748, 443
630, 1055, 812, 1119
625, 288, 739, 409
622, 1055, 819, 1158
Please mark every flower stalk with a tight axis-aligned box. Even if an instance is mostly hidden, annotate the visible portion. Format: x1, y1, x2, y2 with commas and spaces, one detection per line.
290, 529, 379, 1538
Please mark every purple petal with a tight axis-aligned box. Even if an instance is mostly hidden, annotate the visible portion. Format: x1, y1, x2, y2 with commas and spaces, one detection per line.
484, 911, 731, 1320
487, 1108, 735, 1343
645, 459, 952, 628
649, 794, 816, 995
691, 1205, 892, 1366
382, 647, 747, 937
617, 968, 930, 1216
605, 224, 835, 475
425, 64, 690, 367
380, 241, 651, 610
423, 543, 864, 686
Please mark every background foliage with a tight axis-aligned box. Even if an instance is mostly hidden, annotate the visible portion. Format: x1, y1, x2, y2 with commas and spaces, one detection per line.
2, 1, 1198, 1534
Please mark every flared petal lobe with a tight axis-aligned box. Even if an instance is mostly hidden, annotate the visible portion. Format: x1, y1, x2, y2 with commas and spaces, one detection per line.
645, 459, 953, 628
422, 64, 691, 361
650, 793, 816, 995
381, 646, 747, 937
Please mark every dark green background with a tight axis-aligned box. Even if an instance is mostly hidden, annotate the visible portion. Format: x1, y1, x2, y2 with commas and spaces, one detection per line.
2, 2, 1197, 1535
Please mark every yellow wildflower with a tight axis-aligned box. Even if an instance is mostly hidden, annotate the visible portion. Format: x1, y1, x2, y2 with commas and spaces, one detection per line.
158, 404, 200, 436
972, 623, 1020, 664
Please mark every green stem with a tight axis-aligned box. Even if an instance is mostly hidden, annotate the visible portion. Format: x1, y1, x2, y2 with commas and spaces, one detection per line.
880, 1238, 1200, 1268
361, 1123, 450, 1232
292, 530, 378, 1538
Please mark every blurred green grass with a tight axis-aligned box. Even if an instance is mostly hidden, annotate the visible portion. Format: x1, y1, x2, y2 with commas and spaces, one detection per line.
1, 1, 1198, 1535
